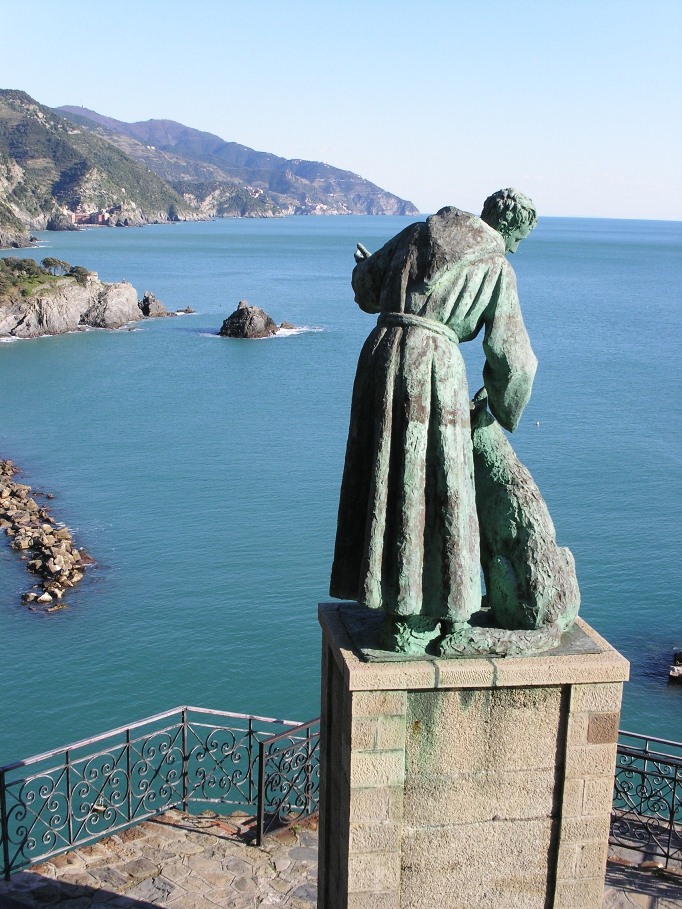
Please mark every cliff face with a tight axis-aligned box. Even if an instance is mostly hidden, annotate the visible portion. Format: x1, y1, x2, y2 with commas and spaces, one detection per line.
0, 227, 31, 249
0, 275, 141, 338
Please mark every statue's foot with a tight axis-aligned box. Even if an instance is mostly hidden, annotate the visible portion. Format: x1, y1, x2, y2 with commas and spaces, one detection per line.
439, 622, 562, 658
382, 615, 442, 655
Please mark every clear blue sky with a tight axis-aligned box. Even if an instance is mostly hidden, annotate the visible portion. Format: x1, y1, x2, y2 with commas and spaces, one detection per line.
2, 0, 680, 219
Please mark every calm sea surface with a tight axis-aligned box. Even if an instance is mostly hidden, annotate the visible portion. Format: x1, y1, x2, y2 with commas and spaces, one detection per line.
0, 215, 680, 762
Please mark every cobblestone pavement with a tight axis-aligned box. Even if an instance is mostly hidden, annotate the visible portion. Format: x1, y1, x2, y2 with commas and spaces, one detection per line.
0, 809, 680, 908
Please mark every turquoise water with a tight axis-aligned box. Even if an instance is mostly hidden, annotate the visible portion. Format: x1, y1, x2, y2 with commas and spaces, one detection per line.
0, 215, 680, 763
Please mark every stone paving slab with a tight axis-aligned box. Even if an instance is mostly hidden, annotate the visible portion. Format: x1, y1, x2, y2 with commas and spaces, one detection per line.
0, 809, 680, 908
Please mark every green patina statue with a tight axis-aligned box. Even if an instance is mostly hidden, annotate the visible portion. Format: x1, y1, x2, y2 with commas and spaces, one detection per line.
330, 188, 580, 657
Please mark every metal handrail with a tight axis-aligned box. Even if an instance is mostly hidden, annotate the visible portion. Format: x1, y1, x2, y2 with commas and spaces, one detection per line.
617, 730, 682, 763
611, 730, 682, 868
0, 706, 303, 774
256, 718, 320, 846
0, 706, 318, 879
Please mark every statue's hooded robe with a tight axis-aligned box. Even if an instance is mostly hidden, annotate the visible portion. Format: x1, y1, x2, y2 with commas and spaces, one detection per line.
330, 207, 537, 623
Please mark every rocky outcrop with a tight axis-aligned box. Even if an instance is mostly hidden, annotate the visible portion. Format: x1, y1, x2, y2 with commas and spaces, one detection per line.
0, 460, 94, 610
138, 290, 171, 318
0, 274, 141, 338
0, 228, 32, 249
219, 301, 279, 338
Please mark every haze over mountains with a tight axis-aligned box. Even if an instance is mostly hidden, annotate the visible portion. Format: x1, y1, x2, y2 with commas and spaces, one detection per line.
0, 89, 418, 248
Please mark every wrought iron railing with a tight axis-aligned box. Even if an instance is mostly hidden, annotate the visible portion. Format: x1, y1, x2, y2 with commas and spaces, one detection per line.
4, 709, 680, 879
0, 706, 320, 879
611, 730, 682, 868
256, 718, 320, 846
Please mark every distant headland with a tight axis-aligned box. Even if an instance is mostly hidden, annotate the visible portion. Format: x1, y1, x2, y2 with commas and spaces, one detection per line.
0, 89, 419, 249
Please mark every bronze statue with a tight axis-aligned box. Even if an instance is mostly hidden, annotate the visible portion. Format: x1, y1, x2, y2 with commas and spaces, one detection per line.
330, 189, 579, 656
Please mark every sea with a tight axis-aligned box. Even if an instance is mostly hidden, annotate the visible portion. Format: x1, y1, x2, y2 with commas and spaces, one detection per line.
0, 214, 680, 764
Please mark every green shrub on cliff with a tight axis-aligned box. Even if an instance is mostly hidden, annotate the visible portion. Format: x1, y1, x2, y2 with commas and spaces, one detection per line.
0, 256, 91, 299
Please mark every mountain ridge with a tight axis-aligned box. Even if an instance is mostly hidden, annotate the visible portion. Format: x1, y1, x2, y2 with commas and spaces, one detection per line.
56, 105, 419, 219
0, 89, 419, 249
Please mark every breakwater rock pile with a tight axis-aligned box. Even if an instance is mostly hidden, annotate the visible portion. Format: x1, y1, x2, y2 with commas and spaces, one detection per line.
0, 460, 94, 610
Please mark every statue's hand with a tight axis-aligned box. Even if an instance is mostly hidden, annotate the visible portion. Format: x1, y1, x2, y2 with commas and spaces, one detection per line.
470, 387, 492, 429
471, 387, 488, 411
354, 242, 371, 263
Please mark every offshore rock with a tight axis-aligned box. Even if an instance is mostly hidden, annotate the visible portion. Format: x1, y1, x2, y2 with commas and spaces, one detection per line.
138, 290, 171, 318
219, 300, 279, 339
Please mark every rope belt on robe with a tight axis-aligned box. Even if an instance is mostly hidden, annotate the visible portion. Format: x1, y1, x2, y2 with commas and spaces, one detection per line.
377, 311, 459, 345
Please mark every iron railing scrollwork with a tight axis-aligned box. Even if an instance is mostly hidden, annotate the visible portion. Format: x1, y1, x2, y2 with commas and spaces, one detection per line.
611, 730, 682, 868
0, 706, 320, 879
9, 708, 680, 878
256, 718, 320, 846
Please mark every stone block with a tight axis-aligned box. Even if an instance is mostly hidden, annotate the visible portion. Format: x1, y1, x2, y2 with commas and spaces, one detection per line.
349, 821, 402, 853
348, 786, 404, 823
350, 716, 378, 751
570, 683, 623, 714
587, 711, 619, 744
566, 710, 590, 746
401, 819, 553, 876
560, 778, 585, 817
565, 744, 618, 779
349, 660, 438, 691
431, 659, 496, 689
347, 851, 400, 892
350, 750, 405, 789
352, 690, 406, 718
405, 687, 562, 775
347, 893, 400, 909
558, 815, 611, 845
583, 776, 617, 816
490, 652, 627, 689
402, 874, 556, 909
555, 843, 578, 879
553, 876, 604, 908
574, 839, 608, 879
404, 767, 558, 824
376, 715, 406, 751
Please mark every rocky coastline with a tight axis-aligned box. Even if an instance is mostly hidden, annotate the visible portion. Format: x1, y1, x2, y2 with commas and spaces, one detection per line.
0, 227, 34, 250
0, 460, 94, 611
0, 263, 193, 339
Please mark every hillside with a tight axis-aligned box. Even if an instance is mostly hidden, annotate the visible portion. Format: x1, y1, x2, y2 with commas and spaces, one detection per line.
0, 90, 196, 245
0, 89, 419, 248
57, 106, 419, 218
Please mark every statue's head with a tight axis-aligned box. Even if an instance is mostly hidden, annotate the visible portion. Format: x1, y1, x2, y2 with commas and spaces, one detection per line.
481, 188, 538, 253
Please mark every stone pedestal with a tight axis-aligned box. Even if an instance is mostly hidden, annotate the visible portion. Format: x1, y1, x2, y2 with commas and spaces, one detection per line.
317, 603, 629, 909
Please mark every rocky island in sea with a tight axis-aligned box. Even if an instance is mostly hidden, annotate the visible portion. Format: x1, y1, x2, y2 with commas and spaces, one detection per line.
219, 300, 294, 338
0, 257, 188, 339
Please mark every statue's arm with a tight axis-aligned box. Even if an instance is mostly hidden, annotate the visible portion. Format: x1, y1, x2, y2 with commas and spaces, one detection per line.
481, 264, 537, 432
